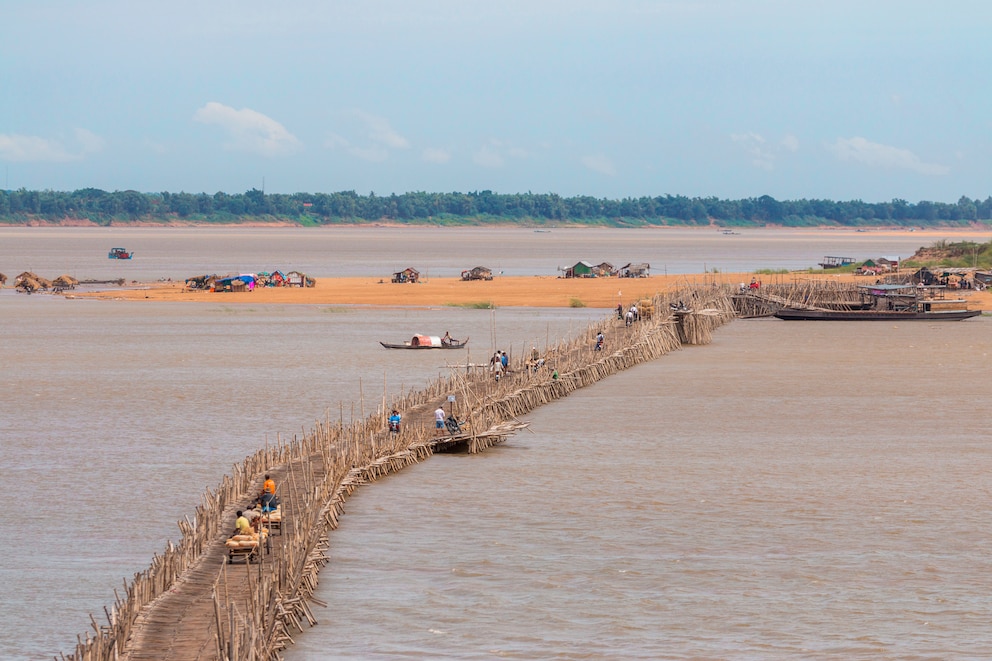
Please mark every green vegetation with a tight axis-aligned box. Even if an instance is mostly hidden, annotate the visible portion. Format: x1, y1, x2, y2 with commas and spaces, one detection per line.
445, 301, 496, 309
569, 298, 587, 308
2, 187, 992, 228
903, 239, 992, 270
754, 268, 791, 275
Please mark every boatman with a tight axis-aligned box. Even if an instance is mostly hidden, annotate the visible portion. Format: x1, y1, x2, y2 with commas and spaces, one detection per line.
435, 405, 445, 430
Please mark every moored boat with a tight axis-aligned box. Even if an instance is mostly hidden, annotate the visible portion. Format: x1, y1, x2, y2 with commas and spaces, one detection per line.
108, 247, 133, 259
774, 307, 980, 321
380, 335, 469, 349
775, 284, 980, 321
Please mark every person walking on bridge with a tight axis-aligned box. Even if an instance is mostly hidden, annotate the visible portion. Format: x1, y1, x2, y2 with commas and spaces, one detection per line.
434, 405, 445, 430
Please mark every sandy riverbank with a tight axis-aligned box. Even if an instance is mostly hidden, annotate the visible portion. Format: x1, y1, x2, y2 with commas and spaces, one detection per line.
71, 273, 992, 311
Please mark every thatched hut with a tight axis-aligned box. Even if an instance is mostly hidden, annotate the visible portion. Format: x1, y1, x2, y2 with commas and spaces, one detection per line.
460, 266, 493, 281
52, 274, 79, 290
16, 271, 51, 289
619, 263, 651, 278
16, 277, 40, 293
185, 274, 215, 290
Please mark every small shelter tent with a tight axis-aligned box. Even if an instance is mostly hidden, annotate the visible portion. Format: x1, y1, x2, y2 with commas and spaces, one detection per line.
285, 271, 315, 287
619, 263, 650, 278
910, 267, 938, 286
593, 262, 616, 277
392, 268, 420, 283
562, 261, 595, 278
877, 256, 900, 271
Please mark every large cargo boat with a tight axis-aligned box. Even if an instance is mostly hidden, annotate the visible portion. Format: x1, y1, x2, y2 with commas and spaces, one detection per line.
774, 284, 980, 321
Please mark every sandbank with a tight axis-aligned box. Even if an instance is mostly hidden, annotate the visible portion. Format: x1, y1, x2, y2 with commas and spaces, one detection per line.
72, 273, 992, 311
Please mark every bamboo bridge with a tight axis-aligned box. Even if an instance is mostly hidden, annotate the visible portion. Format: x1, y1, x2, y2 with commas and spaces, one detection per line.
62, 284, 756, 660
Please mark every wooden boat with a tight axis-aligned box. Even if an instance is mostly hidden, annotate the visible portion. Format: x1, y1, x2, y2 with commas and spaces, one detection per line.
380, 335, 469, 349
108, 247, 133, 259
775, 307, 979, 321
775, 285, 979, 321
818, 256, 854, 269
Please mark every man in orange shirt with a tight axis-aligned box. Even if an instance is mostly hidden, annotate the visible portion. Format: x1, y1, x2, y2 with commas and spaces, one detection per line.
260, 474, 277, 510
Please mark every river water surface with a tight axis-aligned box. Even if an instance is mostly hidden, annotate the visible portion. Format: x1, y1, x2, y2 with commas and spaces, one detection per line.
2, 227, 989, 659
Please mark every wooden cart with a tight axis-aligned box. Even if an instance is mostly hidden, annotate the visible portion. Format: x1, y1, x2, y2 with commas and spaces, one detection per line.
227, 543, 261, 564
260, 508, 283, 536
226, 533, 270, 564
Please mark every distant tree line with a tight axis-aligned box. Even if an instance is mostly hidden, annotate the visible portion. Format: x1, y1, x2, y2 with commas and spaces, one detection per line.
1, 188, 990, 227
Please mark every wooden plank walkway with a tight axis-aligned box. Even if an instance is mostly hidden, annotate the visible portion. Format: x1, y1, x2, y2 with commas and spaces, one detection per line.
123, 459, 308, 660
64, 287, 738, 661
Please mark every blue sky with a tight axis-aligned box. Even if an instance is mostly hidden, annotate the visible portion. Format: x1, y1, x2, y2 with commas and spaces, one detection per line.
2, 1, 989, 202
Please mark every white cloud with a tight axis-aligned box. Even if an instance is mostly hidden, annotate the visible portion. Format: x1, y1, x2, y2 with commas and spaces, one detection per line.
580, 154, 616, 176
731, 132, 774, 170
324, 110, 409, 162
324, 130, 393, 163
193, 102, 301, 157
75, 128, 105, 154
471, 138, 533, 168
0, 131, 105, 162
325, 133, 350, 150
781, 134, 799, 152
141, 138, 169, 154
827, 136, 949, 175
352, 110, 410, 150
473, 143, 505, 168
349, 146, 389, 163
422, 148, 451, 164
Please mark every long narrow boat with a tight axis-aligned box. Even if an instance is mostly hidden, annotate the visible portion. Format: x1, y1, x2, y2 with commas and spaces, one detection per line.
380, 335, 469, 349
775, 283, 980, 321
774, 308, 980, 321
